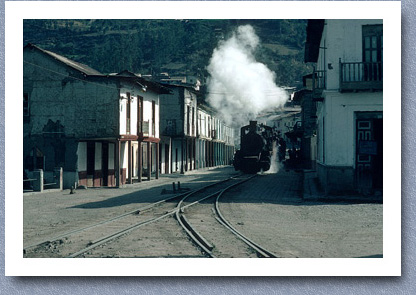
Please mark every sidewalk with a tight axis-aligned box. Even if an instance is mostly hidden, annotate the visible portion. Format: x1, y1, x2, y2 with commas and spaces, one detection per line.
24, 166, 238, 198
302, 170, 383, 203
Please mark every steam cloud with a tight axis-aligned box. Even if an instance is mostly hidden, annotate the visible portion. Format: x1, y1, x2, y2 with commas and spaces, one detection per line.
263, 141, 282, 174
207, 25, 288, 127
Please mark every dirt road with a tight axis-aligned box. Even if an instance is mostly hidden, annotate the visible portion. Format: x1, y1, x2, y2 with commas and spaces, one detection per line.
23, 167, 382, 258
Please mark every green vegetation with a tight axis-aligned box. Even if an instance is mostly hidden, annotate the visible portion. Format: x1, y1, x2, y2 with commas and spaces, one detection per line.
23, 19, 312, 88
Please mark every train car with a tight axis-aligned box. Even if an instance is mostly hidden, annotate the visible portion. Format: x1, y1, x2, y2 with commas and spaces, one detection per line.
233, 121, 278, 174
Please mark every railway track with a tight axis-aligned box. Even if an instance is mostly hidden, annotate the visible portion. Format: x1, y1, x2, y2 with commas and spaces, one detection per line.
23, 192, 184, 257
23, 173, 246, 258
176, 174, 279, 258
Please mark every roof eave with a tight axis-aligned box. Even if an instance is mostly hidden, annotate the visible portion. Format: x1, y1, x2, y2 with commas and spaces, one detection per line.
304, 20, 325, 63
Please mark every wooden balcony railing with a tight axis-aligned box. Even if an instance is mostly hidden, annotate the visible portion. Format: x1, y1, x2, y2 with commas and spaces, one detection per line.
310, 68, 326, 101
339, 59, 383, 92
313, 69, 326, 91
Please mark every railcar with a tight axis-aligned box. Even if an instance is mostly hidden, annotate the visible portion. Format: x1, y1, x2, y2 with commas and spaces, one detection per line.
233, 121, 278, 174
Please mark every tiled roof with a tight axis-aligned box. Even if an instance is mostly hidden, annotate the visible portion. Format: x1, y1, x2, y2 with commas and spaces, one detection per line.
24, 44, 171, 94
24, 43, 103, 76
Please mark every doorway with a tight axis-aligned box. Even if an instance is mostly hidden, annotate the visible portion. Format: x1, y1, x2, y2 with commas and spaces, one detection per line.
102, 142, 109, 186
356, 113, 383, 193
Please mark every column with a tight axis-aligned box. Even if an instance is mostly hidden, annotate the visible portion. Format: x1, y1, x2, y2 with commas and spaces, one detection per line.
147, 141, 151, 181
33, 169, 43, 192
181, 138, 185, 174
128, 140, 132, 184
156, 142, 159, 179
53, 167, 63, 190
115, 140, 120, 187
138, 141, 142, 182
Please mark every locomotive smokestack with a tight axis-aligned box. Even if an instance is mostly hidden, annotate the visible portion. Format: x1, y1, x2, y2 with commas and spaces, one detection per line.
249, 121, 257, 132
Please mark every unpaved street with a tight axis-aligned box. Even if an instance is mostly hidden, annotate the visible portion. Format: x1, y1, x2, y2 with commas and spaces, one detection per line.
24, 167, 382, 258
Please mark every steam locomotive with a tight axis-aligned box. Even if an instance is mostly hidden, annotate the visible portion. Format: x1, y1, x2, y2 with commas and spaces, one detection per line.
233, 121, 278, 174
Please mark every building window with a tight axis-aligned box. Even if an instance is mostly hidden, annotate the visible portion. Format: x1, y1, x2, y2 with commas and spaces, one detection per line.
208, 117, 211, 137
126, 92, 131, 134
192, 107, 195, 136
362, 24, 383, 81
187, 105, 191, 136
363, 25, 383, 63
137, 96, 143, 135
24, 93, 29, 123
152, 100, 156, 136
200, 115, 202, 136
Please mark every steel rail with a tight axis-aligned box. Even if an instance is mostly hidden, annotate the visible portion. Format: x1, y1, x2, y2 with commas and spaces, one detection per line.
172, 175, 247, 258
67, 209, 178, 258
25, 174, 242, 253
23, 191, 188, 252
64, 174, 243, 258
175, 209, 216, 258
215, 175, 279, 258
175, 174, 258, 258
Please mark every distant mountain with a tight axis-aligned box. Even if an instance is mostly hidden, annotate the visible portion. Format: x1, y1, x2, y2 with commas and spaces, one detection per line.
23, 19, 312, 88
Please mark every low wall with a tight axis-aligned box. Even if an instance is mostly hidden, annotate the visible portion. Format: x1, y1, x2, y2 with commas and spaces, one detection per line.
316, 163, 356, 195
24, 168, 64, 192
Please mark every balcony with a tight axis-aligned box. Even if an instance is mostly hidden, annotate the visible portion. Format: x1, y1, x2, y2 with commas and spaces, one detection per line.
339, 59, 383, 92
311, 68, 326, 101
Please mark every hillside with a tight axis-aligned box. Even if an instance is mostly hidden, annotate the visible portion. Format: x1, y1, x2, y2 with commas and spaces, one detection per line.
23, 19, 312, 87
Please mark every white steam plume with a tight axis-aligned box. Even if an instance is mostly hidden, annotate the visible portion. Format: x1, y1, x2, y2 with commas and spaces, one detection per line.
207, 25, 288, 127
263, 141, 282, 174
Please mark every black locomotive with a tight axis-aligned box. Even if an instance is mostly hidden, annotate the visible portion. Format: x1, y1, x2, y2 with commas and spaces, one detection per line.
233, 121, 278, 174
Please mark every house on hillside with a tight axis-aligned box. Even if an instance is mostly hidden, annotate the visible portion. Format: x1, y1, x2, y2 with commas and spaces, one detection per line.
159, 75, 201, 91
23, 44, 170, 188
304, 20, 383, 195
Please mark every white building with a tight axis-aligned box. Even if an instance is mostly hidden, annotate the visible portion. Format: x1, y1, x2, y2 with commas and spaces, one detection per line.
305, 20, 383, 194
197, 103, 235, 169
159, 84, 235, 174
159, 84, 198, 174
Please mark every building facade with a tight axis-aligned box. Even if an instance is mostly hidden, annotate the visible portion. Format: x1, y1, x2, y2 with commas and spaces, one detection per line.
159, 85, 198, 174
159, 84, 235, 174
305, 20, 383, 195
23, 44, 168, 188
197, 103, 235, 169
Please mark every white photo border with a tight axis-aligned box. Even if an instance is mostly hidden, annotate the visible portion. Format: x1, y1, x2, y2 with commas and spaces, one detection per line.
5, 0, 401, 276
